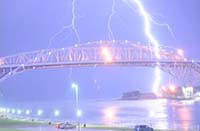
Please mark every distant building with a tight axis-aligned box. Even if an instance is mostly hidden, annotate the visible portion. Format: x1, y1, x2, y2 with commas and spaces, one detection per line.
182, 86, 194, 98
121, 91, 157, 100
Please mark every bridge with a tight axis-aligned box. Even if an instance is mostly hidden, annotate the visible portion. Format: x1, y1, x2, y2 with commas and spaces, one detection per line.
0, 40, 200, 85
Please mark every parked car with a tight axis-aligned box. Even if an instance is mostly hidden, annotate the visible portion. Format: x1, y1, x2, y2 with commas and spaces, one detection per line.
134, 125, 153, 131
55, 122, 76, 129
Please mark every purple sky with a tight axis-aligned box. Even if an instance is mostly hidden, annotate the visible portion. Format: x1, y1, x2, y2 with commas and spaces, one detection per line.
1, 0, 200, 102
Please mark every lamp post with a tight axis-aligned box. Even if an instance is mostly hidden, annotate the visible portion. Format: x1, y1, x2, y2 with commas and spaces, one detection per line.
71, 83, 81, 130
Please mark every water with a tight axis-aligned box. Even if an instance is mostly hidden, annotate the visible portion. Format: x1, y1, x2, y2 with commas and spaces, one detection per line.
3, 99, 200, 130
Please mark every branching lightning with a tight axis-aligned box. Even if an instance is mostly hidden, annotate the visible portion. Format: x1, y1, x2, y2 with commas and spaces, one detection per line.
108, 0, 116, 40
124, 0, 165, 94
132, 0, 161, 58
149, 16, 175, 39
49, 0, 80, 85
49, 0, 80, 46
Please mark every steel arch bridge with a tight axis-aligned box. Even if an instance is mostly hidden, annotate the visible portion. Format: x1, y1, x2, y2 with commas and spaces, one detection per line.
0, 40, 200, 85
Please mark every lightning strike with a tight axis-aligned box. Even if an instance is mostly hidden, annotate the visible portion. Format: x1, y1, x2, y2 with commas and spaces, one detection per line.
108, 0, 116, 40
125, 0, 164, 94
49, 0, 80, 47
49, 0, 81, 86
149, 17, 175, 39
69, 0, 81, 43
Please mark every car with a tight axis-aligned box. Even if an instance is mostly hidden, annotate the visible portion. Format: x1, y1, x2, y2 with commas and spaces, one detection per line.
55, 122, 76, 129
134, 125, 154, 131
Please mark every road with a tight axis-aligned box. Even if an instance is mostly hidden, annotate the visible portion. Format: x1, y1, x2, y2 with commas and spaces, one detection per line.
18, 126, 112, 131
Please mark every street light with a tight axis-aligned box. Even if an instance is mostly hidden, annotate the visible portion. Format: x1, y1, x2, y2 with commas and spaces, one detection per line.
76, 109, 82, 118
17, 109, 22, 115
11, 109, 16, 114
71, 83, 79, 107
6, 108, 10, 114
37, 109, 43, 116
54, 110, 60, 117
71, 82, 81, 130
25, 110, 30, 115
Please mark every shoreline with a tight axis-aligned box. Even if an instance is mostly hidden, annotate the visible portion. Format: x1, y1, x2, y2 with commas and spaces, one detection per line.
0, 117, 197, 131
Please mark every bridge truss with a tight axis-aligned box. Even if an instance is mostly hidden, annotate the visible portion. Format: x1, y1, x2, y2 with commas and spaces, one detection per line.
0, 40, 199, 85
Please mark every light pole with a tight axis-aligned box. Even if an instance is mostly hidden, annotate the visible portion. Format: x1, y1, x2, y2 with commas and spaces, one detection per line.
71, 83, 82, 130
71, 83, 79, 110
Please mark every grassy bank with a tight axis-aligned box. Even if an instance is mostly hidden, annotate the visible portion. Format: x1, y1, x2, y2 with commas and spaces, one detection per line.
84, 124, 133, 130
0, 118, 196, 131
0, 117, 45, 131
0, 129, 22, 131
84, 124, 197, 131
0, 118, 42, 127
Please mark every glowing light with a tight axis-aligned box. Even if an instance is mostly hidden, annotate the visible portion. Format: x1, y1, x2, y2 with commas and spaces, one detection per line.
169, 84, 176, 93
21, 64, 25, 68
25, 110, 30, 115
103, 107, 118, 123
76, 109, 82, 117
192, 60, 194, 63
34, 57, 38, 61
54, 110, 60, 117
11, 109, 16, 114
71, 83, 78, 90
0, 108, 6, 113
162, 86, 166, 92
6, 108, 10, 113
177, 49, 184, 57
128, 0, 162, 94
37, 109, 43, 116
0, 59, 4, 65
101, 47, 112, 62
149, 110, 155, 117
17, 109, 22, 115
177, 107, 192, 130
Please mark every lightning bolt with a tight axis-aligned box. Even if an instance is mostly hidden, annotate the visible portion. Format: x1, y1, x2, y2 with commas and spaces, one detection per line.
149, 16, 175, 39
68, 0, 81, 43
124, 0, 165, 94
108, 0, 116, 40
49, 0, 80, 47
48, 0, 80, 86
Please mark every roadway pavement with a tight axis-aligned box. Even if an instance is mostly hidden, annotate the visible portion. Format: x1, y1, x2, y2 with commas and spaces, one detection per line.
18, 126, 107, 131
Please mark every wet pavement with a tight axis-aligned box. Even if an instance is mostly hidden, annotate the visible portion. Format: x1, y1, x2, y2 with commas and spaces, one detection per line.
18, 126, 110, 131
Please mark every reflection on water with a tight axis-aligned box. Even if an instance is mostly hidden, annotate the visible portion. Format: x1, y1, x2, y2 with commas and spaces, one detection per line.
99, 99, 169, 129
102, 106, 119, 125
98, 99, 198, 130
3, 99, 200, 130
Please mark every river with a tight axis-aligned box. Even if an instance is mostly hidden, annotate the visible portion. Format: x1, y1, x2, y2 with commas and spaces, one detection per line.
4, 99, 200, 130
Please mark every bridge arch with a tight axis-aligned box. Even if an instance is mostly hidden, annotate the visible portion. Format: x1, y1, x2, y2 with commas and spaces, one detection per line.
0, 40, 199, 85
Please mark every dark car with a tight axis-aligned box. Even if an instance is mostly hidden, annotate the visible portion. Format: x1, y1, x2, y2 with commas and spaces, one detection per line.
134, 125, 153, 131
55, 122, 76, 129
